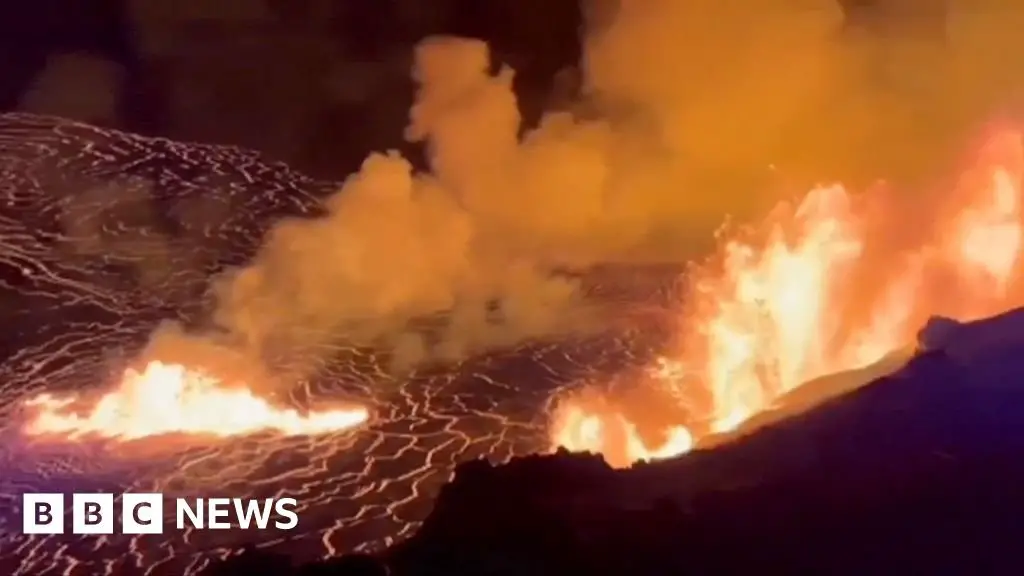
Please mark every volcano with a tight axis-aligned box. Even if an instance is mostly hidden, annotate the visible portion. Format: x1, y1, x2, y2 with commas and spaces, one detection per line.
346, 308, 1024, 576
1, 111, 1023, 576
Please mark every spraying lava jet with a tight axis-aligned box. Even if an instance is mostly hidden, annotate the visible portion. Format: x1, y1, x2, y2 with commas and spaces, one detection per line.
550, 130, 1024, 466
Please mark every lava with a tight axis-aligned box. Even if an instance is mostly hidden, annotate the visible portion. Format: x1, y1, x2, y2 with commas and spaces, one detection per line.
21, 361, 370, 440
551, 130, 1024, 466
551, 402, 693, 469
5, 111, 1024, 575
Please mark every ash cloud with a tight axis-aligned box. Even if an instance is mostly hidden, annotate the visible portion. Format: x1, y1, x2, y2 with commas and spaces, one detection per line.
149, 2, 1024, 381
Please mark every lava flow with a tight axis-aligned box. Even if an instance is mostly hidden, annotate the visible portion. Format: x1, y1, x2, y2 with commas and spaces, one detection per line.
551, 130, 1024, 467
21, 361, 370, 440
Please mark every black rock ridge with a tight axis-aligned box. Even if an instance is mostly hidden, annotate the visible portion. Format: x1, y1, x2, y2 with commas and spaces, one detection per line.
208, 310, 1024, 576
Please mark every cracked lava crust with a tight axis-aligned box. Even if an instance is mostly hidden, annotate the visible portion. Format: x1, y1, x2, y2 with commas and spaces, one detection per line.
0, 114, 683, 576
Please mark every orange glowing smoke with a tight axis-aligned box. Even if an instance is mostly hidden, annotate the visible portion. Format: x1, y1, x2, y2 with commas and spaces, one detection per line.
22, 361, 370, 441
552, 130, 1024, 467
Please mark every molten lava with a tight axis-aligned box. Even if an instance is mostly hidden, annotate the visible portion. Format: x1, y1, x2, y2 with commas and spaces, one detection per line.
551, 403, 693, 469
552, 130, 1024, 467
22, 361, 370, 440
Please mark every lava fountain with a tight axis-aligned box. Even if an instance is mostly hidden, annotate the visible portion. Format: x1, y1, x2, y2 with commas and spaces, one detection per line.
22, 361, 370, 441
552, 129, 1024, 466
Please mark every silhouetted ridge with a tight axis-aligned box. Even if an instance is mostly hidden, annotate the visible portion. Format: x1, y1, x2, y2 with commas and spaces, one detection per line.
207, 308, 1024, 574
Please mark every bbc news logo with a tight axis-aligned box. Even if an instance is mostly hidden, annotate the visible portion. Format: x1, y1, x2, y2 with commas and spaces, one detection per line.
22, 493, 298, 534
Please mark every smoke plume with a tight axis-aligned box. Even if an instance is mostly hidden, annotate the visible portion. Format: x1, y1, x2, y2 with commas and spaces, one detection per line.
147, 1, 1024, 383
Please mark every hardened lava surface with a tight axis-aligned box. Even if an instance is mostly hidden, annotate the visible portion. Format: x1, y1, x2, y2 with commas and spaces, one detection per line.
0, 114, 681, 575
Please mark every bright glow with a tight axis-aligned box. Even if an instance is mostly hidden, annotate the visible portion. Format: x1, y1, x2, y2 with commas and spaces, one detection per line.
551, 130, 1024, 467
551, 402, 693, 469
22, 361, 370, 441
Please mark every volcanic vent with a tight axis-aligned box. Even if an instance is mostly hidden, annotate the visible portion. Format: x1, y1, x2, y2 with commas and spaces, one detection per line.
551, 130, 1024, 466
2, 109, 1022, 575
2, 24, 1024, 576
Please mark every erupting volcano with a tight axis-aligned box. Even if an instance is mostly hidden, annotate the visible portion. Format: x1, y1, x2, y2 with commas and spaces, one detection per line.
3, 9, 1024, 571
1, 111, 1022, 576
551, 131, 1024, 468
20, 129, 1021, 464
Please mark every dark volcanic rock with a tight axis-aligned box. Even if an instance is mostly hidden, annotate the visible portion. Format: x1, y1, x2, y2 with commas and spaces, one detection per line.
212, 307, 1024, 575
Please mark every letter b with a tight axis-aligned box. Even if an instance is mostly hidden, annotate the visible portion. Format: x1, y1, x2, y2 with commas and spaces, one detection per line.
72, 493, 114, 534
22, 494, 64, 534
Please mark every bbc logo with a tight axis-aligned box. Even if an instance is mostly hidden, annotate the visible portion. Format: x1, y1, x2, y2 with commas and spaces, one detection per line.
23, 493, 299, 534
23, 493, 164, 535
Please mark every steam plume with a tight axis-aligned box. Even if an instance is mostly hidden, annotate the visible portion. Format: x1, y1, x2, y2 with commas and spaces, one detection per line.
146, 2, 1024, 382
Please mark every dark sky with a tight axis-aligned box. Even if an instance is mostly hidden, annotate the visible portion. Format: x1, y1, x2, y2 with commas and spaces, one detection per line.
0, 0, 586, 179
1, 1, 964, 184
